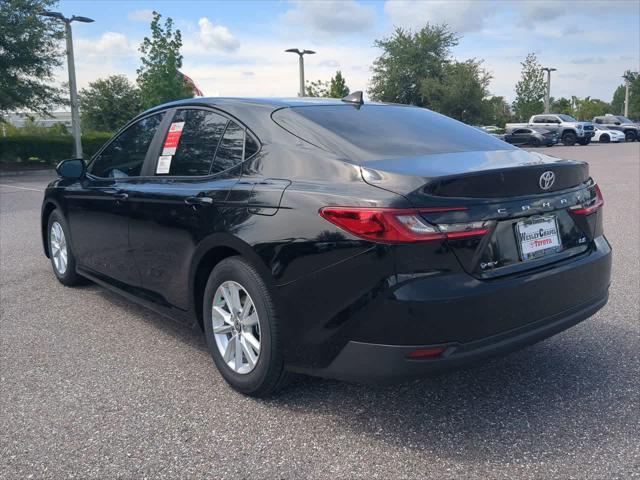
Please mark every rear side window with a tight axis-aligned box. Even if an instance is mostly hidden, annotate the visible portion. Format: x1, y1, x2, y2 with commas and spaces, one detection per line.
532, 116, 545, 123
244, 134, 259, 159
158, 109, 228, 176
90, 112, 164, 178
272, 105, 513, 161
212, 121, 245, 174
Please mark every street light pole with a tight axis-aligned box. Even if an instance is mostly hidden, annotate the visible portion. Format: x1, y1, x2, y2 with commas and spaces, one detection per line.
64, 21, 82, 158
40, 11, 94, 159
542, 67, 557, 114
622, 73, 631, 117
285, 49, 316, 97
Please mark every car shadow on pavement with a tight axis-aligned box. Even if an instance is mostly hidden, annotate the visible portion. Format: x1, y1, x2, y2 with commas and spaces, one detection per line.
90, 289, 631, 463
93, 287, 209, 353
261, 322, 633, 462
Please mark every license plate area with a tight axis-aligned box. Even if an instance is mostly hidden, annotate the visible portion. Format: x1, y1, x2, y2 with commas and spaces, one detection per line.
516, 215, 562, 261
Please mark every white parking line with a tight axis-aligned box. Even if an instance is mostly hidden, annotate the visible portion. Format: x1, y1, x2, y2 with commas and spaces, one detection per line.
0, 184, 44, 192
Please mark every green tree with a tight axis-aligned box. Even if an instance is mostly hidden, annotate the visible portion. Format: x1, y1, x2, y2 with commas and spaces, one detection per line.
550, 97, 573, 115
611, 85, 625, 115
610, 72, 640, 119
136, 11, 193, 110
368, 25, 497, 124
420, 59, 492, 124
368, 25, 458, 106
328, 70, 350, 98
483, 95, 512, 127
0, 0, 64, 116
306, 70, 351, 98
79, 75, 141, 132
571, 96, 610, 120
513, 53, 545, 121
305, 79, 329, 97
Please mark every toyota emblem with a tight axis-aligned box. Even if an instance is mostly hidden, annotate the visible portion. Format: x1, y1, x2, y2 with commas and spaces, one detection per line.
539, 171, 555, 190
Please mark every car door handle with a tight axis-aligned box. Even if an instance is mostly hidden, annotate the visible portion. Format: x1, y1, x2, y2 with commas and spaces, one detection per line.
185, 196, 214, 206
113, 192, 128, 201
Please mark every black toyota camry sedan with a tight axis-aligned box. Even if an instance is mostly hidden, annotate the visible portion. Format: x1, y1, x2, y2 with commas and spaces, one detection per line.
41, 95, 611, 396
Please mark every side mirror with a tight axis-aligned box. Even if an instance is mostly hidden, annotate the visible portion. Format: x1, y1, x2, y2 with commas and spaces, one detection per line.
56, 158, 86, 180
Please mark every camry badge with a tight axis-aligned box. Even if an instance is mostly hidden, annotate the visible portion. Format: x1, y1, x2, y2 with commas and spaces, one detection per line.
539, 171, 555, 190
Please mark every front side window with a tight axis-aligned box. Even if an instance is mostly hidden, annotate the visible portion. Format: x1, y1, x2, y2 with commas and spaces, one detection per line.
157, 109, 228, 176
90, 112, 164, 178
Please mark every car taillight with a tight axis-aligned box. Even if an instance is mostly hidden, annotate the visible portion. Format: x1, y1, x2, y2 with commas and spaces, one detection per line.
319, 207, 492, 243
570, 184, 604, 215
407, 347, 447, 359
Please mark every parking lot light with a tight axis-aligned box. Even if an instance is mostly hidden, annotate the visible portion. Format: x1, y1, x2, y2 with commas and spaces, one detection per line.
39, 11, 95, 159
285, 48, 316, 97
542, 67, 557, 114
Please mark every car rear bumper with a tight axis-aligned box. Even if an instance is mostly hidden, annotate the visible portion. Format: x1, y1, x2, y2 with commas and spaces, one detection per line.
317, 290, 608, 382
307, 235, 612, 382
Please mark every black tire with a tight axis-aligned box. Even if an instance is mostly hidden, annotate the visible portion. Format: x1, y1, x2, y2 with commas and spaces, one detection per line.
203, 256, 289, 397
562, 131, 577, 146
578, 137, 591, 145
600, 134, 610, 144
624, 130, 637, 142
47, 209, 83, 286
529, 137, 541, 147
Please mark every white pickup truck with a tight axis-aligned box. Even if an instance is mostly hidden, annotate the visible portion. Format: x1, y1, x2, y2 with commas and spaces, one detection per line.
506, 114, 596, 146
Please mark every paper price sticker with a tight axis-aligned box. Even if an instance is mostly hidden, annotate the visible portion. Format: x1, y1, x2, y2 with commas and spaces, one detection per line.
164, 122, 185, 149
169, 122, 185, 133
156, 155, 172, 174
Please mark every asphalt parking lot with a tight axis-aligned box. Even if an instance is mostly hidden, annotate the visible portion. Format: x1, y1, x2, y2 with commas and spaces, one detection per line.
1, 142, 639, 479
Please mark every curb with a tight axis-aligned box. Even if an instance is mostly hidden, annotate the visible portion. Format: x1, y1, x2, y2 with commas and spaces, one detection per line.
0, 168, 55, 177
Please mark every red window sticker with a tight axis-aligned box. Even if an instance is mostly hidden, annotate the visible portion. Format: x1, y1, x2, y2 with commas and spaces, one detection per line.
164, 122, 185, 148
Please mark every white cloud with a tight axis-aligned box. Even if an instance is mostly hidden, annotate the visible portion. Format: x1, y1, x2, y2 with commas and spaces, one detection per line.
517, 2, 571, 26
74, 32, 138, 59
127, 9, 154, 22
283, 0, 376, 35
196, 17, 240, 52
180, 40, 376, 98
318, 59, 340, 68
384, 0, 496, 33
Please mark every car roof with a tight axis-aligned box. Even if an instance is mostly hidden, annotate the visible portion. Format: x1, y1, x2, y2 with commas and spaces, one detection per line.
135, 96, 412, 120
144, 96, 396, 111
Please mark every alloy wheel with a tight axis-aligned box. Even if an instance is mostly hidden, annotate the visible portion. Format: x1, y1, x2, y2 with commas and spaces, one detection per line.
50, 221, 68, 275
211, 281, 261, 374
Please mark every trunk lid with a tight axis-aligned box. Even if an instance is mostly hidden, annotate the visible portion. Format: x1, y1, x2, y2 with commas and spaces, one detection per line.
360, 149, 588, 201
361, 149, 597, 278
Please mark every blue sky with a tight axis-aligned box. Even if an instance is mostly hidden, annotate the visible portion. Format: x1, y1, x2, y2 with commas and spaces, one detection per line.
57, 0, 640, 103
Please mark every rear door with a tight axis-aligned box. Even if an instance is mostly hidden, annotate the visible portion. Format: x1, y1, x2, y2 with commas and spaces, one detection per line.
125, 107, 250, 310
65, 112, 165, 286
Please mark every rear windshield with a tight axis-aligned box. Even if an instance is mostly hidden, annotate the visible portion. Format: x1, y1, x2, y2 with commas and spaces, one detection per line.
272, 104, 512, 161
